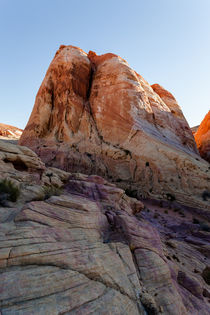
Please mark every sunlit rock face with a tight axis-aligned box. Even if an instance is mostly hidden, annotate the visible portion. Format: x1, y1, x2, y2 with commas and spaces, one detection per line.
19, 45, 210, 208
0, 123, 22, 139
194, 111, 210, 163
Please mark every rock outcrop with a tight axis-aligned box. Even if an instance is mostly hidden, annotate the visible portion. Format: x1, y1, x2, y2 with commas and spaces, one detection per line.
19, 45, 210, 209
194, 111, 210, 163
0, 141, 210, 314
0, 123, 22, 139
0, 140, 69, 204
191, 125, 199, 135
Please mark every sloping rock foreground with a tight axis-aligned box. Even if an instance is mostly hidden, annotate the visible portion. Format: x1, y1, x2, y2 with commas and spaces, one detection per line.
0, 123, 22, 139
19, 45, 210, 209
194, 111, 210, 163
0, 141, 210, 314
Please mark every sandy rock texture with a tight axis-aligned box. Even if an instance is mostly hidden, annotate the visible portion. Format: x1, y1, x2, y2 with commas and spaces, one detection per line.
0, 141, 210, 314
0, 170, 210, 314
194, 111, 210, 163
0, 123, 22, 139
19, 45, 210, 209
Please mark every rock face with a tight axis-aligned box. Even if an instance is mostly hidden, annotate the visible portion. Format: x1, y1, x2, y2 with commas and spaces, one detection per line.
19, 45, 210, 209
0, 123, 22, 139
191, 125, 199, 135
194, 111, 210, 163
0, 141, 210, 314
0, 140, 69, 204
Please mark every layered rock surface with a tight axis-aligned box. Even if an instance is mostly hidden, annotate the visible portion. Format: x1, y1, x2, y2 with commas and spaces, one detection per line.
0, 123, 22, 139
0, 141, 210, 314
19, 45, 210, 209
194, 111, 210, 163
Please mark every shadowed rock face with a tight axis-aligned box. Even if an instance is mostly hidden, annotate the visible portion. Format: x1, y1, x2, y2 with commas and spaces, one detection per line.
19, 45, 210, 209
194, 111, 210, 163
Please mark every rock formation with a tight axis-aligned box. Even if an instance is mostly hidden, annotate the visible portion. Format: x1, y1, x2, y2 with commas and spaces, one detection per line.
0, 141, 210, 314
0, 140, 69, 204
19, 45, 210, 209
0, 123, 22, 139
194, 111, 210, 163
191, 125, 199, 135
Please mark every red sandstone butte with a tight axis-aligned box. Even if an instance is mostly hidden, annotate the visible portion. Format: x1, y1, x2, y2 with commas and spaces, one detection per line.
19, 45, 210, 208
194, 111, 210, 163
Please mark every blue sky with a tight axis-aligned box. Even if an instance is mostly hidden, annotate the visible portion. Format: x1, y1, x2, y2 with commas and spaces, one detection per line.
0, 0, 209, 129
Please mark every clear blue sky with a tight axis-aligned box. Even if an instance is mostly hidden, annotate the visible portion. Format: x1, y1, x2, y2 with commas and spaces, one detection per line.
0, 0, 209, 129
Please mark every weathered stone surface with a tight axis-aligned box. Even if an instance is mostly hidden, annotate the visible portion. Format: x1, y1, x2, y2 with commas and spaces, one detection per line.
19, 45, 210, 209
0, 140, 69, 204
194, 111, 210, 163
0, 141, 210, 314
0, 123, 22, 139
0, 172, 210, 314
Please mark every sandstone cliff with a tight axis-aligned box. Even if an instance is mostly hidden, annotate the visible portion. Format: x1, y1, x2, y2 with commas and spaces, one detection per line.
194, 111, 210, 163
0, 141, 210, 314
19, 45, 210, 209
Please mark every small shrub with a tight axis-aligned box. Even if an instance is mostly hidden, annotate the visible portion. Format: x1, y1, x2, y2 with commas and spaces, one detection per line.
0, 178, 20, 202
42, 185, 63, 200
164, 210, 168, 214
